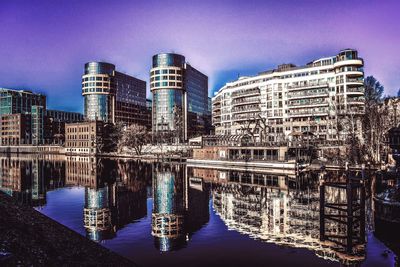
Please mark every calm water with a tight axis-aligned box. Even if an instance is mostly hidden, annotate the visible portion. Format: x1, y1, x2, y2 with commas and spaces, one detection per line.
0, 155, 398, 267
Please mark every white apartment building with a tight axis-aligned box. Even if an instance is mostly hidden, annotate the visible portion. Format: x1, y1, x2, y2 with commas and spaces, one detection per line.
212, 49, 365, 142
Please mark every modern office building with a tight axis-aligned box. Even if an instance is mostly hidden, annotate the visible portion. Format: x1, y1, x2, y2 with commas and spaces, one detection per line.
150, 53, 211, 141
0, 88, 46, 116
44, 109, 84, 144
0, 88, 47, 145
212, 49, 365, 142
31, 105, 45, 145
46, 109, 84, 123
82, 62, 148, 126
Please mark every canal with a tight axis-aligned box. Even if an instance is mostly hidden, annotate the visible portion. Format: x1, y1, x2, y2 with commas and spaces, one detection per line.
0, 155, 398, 266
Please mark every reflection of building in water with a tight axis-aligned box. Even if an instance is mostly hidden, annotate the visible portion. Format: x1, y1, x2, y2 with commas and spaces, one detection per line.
151, 164, 211, 252
84, 186, 114, 241
65, 157, 148, 242
152, 164, 186, 251
0, 156, 65, 206
193, 167, 367, 264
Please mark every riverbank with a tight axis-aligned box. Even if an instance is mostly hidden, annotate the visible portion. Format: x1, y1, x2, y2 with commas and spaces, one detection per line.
0, 192, 134, 266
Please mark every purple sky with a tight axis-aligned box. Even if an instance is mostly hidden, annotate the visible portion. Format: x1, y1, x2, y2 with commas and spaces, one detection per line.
1, 0, 399, 112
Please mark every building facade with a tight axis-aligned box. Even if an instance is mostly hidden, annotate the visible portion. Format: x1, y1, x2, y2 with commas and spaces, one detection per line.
0, 88, 46, 116
150, 53, 211, 141
46, 109, 84, 123
212, 49, 365, 142
82, 62, 148, 126
44, 109, 84, 144
0, 114, 31, 145
65, 121, 104, 154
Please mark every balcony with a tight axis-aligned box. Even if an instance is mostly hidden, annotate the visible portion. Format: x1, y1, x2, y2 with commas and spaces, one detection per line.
347, 97, 365, 104
346, 87, 364, 94
213, 98, 222, 104
233, 113, 260, 121
213, 118, 221, 124
288, 109, 329, 117
231, 88, 260, 99
231, 106, 260, 114
287, 82, 329, 91
288, 99, 328, 108
346, 78, 363, 84
213, 106, 221, 112
231, 97, 260, 106
287, 90, 329, 99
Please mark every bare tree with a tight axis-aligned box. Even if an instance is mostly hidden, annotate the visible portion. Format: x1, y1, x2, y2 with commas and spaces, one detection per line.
172, 105, 183, 144
256, 114, 270, 144
121, 124, 150, 156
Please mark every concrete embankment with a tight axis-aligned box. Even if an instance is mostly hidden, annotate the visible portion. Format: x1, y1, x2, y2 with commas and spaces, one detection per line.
0, 192, 133, 266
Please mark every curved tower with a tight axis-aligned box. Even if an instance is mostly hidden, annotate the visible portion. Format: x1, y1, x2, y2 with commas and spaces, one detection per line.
82, 62, 115, 122
150, 53, 185, 139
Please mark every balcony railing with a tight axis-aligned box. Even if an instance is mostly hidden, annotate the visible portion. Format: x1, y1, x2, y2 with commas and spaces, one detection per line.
346, 78, 363, 83
288, 109, 329, 116
287, 82, 328, 90
233, 113, 260, 121
347, 97, 365, 104
346, 87, 364, 93
287, 90, 328, 99
231, 88, 260, 98
231, 106, 260, 113
231, 97, 260, 106
288, 99, 328, 107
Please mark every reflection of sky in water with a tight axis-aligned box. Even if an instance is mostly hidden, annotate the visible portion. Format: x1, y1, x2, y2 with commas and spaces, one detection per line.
155, 172, 175, 214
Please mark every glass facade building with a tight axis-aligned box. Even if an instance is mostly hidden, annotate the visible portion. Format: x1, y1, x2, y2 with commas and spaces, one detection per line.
82, 62, 148, 126
150, 53, 211, 141
0, 88, 46, 116
0, 88, 46, 145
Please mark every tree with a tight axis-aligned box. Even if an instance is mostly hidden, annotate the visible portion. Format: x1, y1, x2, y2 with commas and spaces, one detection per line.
102, 122, 124, 153
362, 76, 386, 164
172, 105, 183, 144
364, 76, 384, 106
121, 124, 150, 156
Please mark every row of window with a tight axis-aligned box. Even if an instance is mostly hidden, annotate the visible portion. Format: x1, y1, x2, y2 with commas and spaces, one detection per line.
150, 82, 183, 88
82, 88, 110, 93
150, 75, 182, 82
150, 69, 182, 75
82, 82, 110, 87
82, 76, 109, 82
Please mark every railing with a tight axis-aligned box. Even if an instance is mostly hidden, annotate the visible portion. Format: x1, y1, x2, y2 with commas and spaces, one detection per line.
346, 87, 364, 93
288, 100, 328, 107
346, 78, 363, 83
233, 113, 260, 120
232, 97, 260, 105
231, 106, 260, 113
289, 109, 329, 115
232, 88, 260, 98
347, 97, 365, 103
287, 90, 328, 99
287, 82, 328, 90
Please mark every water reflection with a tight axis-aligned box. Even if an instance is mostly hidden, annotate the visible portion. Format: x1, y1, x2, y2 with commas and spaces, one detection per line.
187, 167, 369, 264
65, 157, 149, 242
151, 163, 210, 252
0, 155, 65, 206
0, 156, 396, 265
